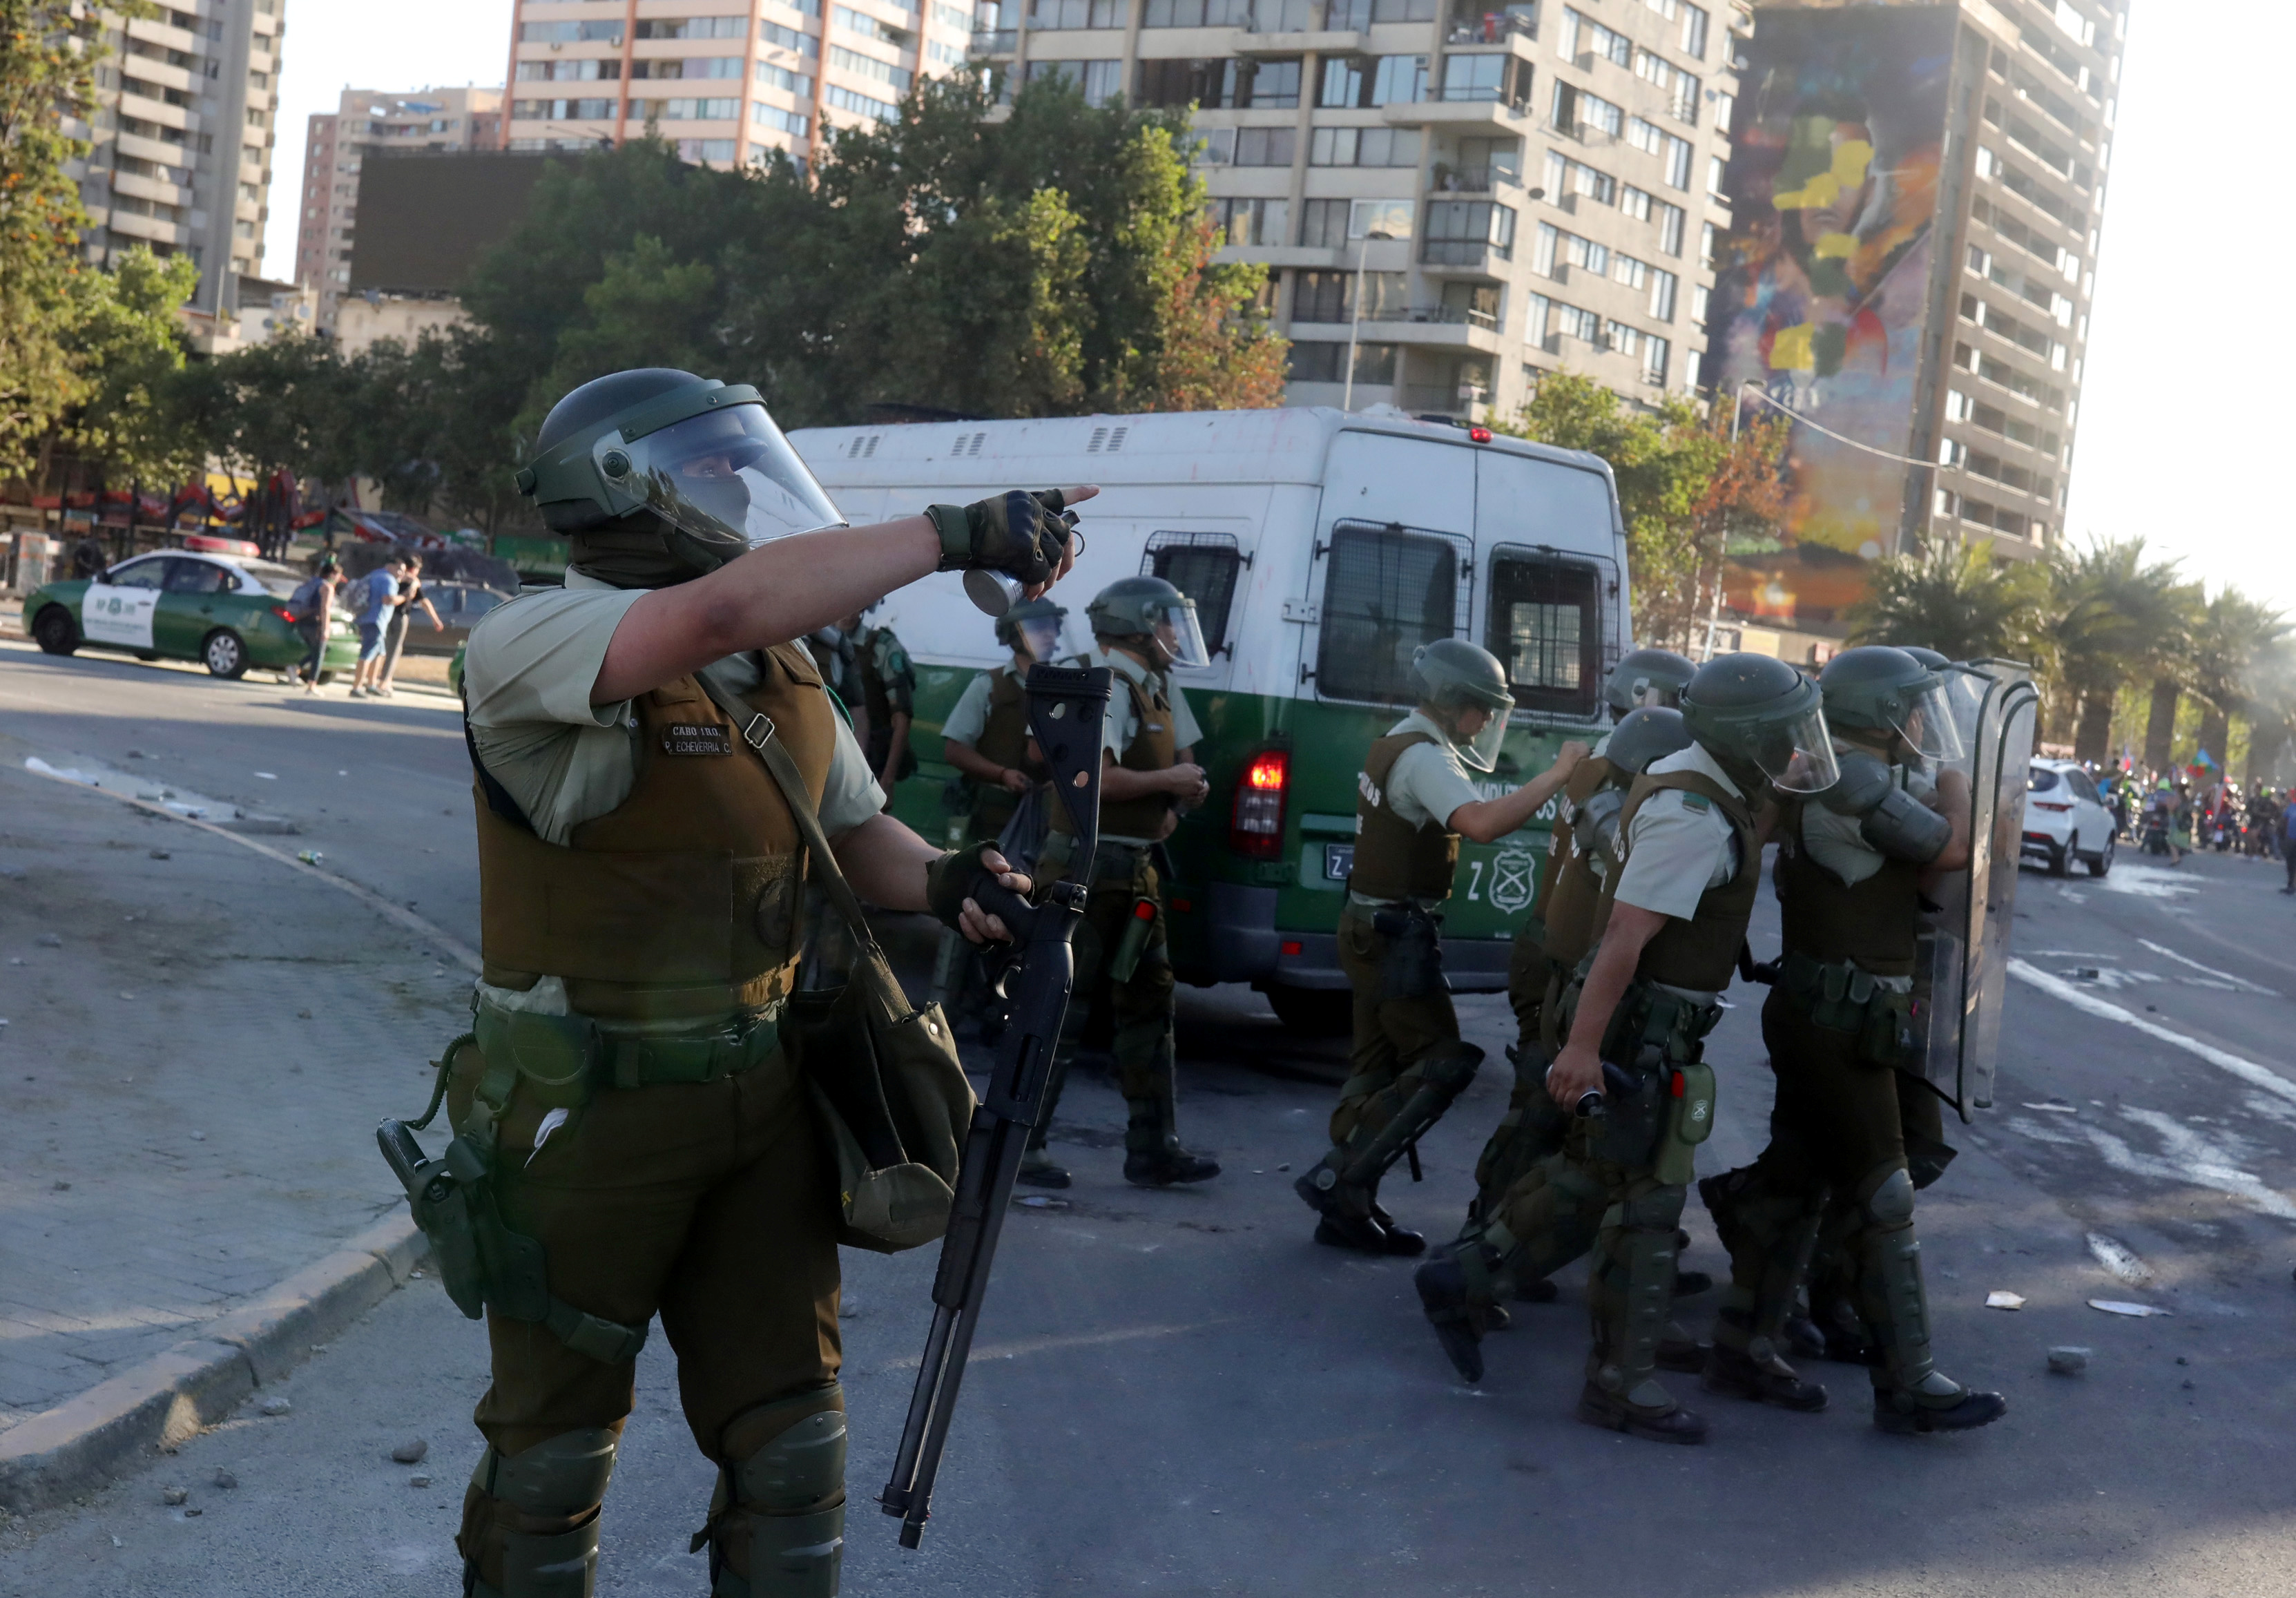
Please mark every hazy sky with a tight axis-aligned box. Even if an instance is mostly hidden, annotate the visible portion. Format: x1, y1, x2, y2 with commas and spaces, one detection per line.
266, 1, 2262, 607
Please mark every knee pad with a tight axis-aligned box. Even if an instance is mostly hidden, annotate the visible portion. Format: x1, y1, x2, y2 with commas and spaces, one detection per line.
705, 1385, 847, 1598
1859, 1166, 1916, 1228
1619, 1186, 1686, 1233
460, 1428, 619, 1597
1420, 1041, 1485, 1095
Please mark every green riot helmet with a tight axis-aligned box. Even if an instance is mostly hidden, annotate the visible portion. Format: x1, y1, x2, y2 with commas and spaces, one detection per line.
1820, 645, 1965, 761
995, 596, 1069, 663
1898, 645, 1951, 673
1410, 637, 1516, 772
1604, 647, 1696, 713
1605, 706, 1693, 778
1086, 575, 1209, 669
1679, 652, 1838, 796
513, 368, 845, 583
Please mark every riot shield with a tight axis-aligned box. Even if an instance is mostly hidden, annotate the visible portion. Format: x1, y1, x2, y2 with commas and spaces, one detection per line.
1909, 660, 2038, 1119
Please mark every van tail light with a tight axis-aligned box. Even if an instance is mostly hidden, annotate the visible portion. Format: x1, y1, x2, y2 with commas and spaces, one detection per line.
1230, 749, 1289, 859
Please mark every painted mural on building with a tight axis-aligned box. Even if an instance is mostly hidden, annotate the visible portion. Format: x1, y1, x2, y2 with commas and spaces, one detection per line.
1704, 5, 1956, 626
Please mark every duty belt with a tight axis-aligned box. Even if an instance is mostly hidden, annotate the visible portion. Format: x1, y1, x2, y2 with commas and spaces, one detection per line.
1777, 949, 1914, 1064
473, 999, 784, 1108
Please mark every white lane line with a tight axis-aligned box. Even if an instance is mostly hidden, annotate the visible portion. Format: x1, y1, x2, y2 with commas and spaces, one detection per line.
2008, 960, 2296, 1110
21, 758, 481, 974
2139, 938, 2279, 997
2114, 1109, 2296, 1223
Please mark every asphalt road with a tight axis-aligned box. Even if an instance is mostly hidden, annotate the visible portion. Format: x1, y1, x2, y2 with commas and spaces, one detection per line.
3, 641, 2294, 1595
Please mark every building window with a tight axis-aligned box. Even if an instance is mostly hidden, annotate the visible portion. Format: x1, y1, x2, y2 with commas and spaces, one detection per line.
1523, 290, 1551, 343
1309, 126, 1420, 166
1690, 282, 1708, 327
1234, 125, 1295, 165
1287, 341, 1400, 386
1679, 2, 1708, 58
1699, 218, 1716, 269
1661, 132, 1691, 189
761, 20, 822, 55
1030, 0, 1126, 23
824, 84, 900, 119
635, 17, 749, 38
677, 139, 739, 162
1139, 57, 1300, 108
1212, 195, 1291, 246
756, 64, 814, 94
836, 48, 916, 91
753, 103, 811, 135
1292, 268, 1406, 321
519, 19, 626, 41
1142, 0, 1250, 22
519, 59, 624, 81
512, 97, 619, 121
1438, 52, 1528, 108
1318, 54, 1427, 108
1422, 199, 1515, 264
628, 97, 742, 120
1707, 153, 1726, 195
1713, 88, 1733, 132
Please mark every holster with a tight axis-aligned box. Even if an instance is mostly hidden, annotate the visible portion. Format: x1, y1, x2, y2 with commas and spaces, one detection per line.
1780, 950, 1916, 1067
1371, 905, 1447, 999
1556, 975, 1723, 1170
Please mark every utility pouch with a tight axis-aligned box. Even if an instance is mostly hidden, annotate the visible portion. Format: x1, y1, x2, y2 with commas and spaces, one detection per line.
695, 673, 974, 1254
1371, 907, 1447, 999
1652, 1062, 1717, 1186
1107, 895, 1158, 983
1858, 987, 1916, 1068
1595, 1062, 1667, 1168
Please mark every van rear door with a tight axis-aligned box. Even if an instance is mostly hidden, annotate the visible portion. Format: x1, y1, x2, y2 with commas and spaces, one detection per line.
1472, 449, 1624, 722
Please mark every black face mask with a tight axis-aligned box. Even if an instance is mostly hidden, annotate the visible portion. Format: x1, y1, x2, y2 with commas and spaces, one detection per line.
565, 512, 737, 590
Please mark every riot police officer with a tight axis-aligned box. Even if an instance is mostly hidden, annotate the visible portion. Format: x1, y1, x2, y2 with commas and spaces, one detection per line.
1416, 653, 1840, 1446
853, 605, 917, 800
1033, 575, 1221, 1187
449, 367, 1084, 1597
940, 597, 1067, 847
1476, 649, 1696, 1264
1699, 646, 2007, 1434
1295, 639, 1588, 1254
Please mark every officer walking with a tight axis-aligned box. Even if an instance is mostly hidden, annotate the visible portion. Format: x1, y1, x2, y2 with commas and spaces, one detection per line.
940, 597, 1068, 847
1294, 639, 1588, 1254
1416, 654, 1839, 1445
1476, 650, 1695, 1257
1699, 646, 2008, 1434
854, 605, 917, 802
1031, 575, 1220, 1188
450, 366, 1085, 1597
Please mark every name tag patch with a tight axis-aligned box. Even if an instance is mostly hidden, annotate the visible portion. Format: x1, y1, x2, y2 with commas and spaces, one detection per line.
662, 722, 733, 756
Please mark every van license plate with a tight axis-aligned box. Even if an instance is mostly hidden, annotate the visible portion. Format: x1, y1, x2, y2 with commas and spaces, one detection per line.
1324, 844, 1355, 881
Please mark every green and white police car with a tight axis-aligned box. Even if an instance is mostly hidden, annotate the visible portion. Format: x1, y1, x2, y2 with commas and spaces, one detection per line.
791, 406, 1632, 1033
21, 548, 359, 680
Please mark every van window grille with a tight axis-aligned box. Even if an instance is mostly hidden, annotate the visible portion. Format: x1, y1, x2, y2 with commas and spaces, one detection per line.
1141, 530, 1243, 657
1485, 546, 1603, 716
1315, 520, 1469, 706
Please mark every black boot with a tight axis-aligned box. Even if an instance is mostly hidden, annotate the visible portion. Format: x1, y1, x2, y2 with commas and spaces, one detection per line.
1369, 1202, 1427, 1256
1872, 1385, 2008, 1434
1703, 1342, 1828, 1412
1124, 1097, 1219, 1187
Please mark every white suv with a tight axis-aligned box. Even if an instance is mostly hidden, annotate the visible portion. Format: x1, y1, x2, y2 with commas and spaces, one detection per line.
2022, 760, 2115, 877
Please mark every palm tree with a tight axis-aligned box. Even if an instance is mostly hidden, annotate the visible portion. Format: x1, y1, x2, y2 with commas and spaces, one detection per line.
2043, 539, 2190, 764
2186, 589, 2290, 771
1846, 536, 2049, 664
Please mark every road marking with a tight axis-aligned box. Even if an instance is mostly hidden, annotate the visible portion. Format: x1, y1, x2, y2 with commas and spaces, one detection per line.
21, 757, 481, 974
2008, 959, 2296, 1109
2085, 1232, 2153, 1284
2138, 938, 2279, 996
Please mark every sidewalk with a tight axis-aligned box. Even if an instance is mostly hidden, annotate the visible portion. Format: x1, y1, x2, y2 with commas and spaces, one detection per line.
0, 744, 467, 1457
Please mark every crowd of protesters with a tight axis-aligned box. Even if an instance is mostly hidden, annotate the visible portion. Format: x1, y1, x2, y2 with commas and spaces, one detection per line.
2083, 758, 2295, 882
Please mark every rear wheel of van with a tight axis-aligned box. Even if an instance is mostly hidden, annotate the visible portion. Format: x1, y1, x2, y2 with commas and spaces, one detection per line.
1264, 983, 1353, 1039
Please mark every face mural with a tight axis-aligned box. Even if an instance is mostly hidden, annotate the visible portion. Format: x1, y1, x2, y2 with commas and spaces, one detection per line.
1704, 6, 1956, 627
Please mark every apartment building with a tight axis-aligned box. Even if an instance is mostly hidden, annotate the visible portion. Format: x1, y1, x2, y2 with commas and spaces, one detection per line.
990, 0, 1742, 419
294, 86, 505, 330
501, 0, 981, 173
60, 0, 287, 336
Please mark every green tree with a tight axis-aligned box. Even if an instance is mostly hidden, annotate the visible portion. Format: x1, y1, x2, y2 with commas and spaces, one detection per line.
1846, 535, 2049, 664
2185, 588, 2289, 769
32, 247, 204, 492
2041, 539, 2194, 764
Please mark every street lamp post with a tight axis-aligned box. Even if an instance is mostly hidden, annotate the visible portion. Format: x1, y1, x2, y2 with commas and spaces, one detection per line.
1342, 227, 1392, 412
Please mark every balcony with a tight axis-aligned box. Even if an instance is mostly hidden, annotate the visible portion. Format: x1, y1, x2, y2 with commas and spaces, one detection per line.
1235, 0, 1367, 53
1382, 96, 1530, 133
1445, 6, 1535, 45
1360, 305, 1505, 351
1429, 161, 1520, 195
969, 28, 1018, 53
1419, 239, 1511, 272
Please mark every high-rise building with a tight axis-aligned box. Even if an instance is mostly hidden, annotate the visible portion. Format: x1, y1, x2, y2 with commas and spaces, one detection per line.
1703, 0, 2123, 646
501, 0, 982, 173
60, 0, 289, 341
293, 86, 505, 330
994, 0, 1745, 421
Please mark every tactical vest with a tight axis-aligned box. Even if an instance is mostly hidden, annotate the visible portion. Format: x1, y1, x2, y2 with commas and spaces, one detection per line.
1592, 767, 1760, 992
472, 642, 838, 1028
1350, 731, 1462, 903
968, 666, 1045, 832
1773, 796, 1923, 976
1534, 753, 1619, 969
1050, 666, 1176, 841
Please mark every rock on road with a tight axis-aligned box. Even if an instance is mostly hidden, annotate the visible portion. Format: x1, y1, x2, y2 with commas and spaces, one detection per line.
1, 643, 2294, 1595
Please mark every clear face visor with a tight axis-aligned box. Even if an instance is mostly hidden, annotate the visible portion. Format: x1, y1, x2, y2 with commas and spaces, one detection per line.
1151, 599, 1211, 671
1893, 680, 1966, 762
1450, 697, 1518, 773
1014, 616, 1065, 664
1750, 703, 1841, 794
612, 404, 845, 550
1636, 681, 1681, 709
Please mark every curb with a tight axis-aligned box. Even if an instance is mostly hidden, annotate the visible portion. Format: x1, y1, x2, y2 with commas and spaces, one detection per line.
0, 1215, 428, 1514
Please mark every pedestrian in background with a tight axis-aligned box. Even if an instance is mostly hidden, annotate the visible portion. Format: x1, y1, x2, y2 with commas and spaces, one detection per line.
374, 552, 442, 698
347, 556, 407, 697
289, 560, 340, 694
2280, 796, 2296, 893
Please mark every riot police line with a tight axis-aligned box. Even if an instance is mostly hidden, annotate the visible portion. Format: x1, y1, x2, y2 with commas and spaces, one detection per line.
370, 367, 2036, 1597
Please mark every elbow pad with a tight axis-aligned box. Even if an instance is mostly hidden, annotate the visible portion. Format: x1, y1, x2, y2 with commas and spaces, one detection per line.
1858, 784, 1951, 864
1817, 749, 1893, 818
1578, 786, 1625, 866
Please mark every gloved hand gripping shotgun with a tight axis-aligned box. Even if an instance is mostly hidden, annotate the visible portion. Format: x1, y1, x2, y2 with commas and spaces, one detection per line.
880, 662, 1112, 1550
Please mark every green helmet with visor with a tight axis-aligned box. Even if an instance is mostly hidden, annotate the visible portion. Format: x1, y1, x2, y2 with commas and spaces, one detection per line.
1679, 652, 1838, 796
513, 369, 845, 582
1086, 575, 1210, 670
1818, 645, 1965, 762
1411, 637, 1516, 773
996, 596, 1069, 663
1604, 647, 1696, 714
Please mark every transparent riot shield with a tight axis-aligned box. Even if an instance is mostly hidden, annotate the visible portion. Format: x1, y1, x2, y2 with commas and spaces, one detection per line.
1909, 660, 2038, 1119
